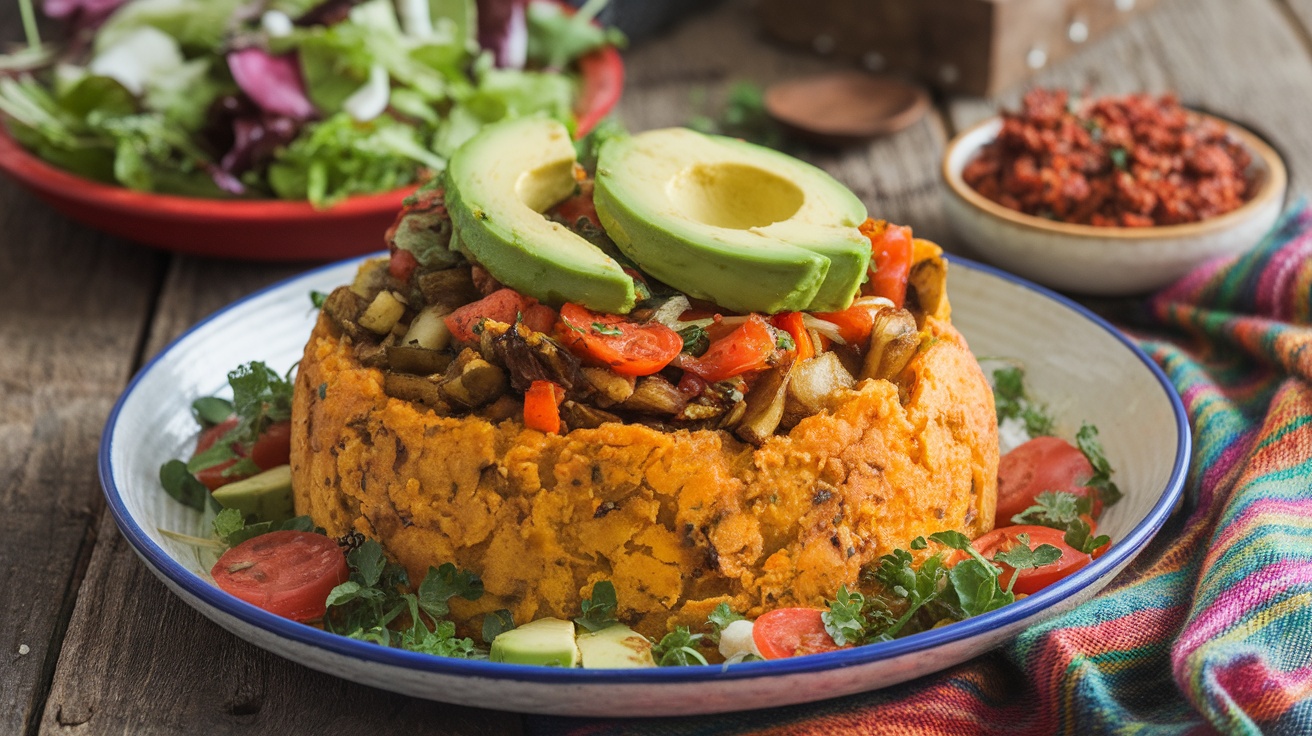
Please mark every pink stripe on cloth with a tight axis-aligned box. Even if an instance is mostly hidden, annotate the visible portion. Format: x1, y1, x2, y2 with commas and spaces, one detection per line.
1210, 498, 1312, 552
1255, 230, 1312, 321
1175, 560, 1312, 654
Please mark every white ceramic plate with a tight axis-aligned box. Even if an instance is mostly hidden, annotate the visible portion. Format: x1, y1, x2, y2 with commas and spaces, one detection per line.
100, 256, 1189, 717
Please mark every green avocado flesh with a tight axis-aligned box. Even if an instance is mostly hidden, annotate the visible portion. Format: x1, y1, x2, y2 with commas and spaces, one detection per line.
489, 617, 580, 667
594, 128, 870, 314
211, 465, 294, 523
576, 624, 655, 668
445, 117, 636, 314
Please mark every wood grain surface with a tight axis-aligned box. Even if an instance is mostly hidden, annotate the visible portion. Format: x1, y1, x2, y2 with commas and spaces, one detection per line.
5, 0, 1312, 733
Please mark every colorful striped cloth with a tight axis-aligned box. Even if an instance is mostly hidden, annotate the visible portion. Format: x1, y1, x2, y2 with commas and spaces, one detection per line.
528, 203, 1312, 736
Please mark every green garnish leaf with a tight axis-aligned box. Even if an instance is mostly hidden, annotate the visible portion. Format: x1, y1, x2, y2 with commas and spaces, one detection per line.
775, 331, 795, 351
822, 585, 867, 646
482, 609, 516, 644
417, 562, 485, 619
310, 290, 328, 308
591, 322, 623, 337
992, 366, 1055, 437
651, 627, 707, 667
993, 536, 1064, 571
947, 558, 1013, 616
677, 324, 709, 357
705, 602, 744, 644
159, 459, 209, 512
212, 508, 245, 542
1064, 518, 1112, 556
191, 396, 234, 426
221, 515, 316, 548
1076, 423, 1122, 508
575, 580, 619, 632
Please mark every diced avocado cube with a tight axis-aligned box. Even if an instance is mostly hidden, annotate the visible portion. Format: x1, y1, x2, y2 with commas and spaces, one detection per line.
211, 465, 294, 523
488, 617, 579, 667
577, 624, 655, 669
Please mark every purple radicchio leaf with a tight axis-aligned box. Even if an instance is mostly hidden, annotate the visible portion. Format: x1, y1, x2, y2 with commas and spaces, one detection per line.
478, 0, 528, 69
202, 93, 302, 191
43, 0, 129, 23
227, 48, 316, 120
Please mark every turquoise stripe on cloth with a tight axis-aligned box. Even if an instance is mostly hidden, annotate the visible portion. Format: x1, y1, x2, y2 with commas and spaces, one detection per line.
527, 203, 1312, 736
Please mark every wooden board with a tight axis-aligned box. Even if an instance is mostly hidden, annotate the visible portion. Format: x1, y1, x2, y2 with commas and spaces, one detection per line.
37, 259, 523, 735
0, 148, 165, 735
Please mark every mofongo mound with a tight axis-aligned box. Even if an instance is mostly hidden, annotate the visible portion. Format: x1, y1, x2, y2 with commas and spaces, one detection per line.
290, 253, 998, 640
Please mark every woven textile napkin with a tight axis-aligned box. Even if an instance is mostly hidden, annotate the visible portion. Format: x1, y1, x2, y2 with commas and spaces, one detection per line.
528, 203, 1312, 736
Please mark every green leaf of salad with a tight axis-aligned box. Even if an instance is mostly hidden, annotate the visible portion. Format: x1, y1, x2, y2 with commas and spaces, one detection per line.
574, 580, 619, 632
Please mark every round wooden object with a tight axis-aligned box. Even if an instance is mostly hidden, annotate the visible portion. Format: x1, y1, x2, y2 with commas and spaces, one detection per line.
765, 71, 930, 146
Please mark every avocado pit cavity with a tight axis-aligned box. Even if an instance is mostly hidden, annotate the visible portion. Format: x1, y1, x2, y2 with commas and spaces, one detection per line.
667, 162, 805, 230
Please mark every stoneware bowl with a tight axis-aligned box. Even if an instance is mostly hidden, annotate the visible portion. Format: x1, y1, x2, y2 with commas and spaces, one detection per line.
0, 3, 622, 262
99, 255, 1189, 717
941, 115, 1287, 296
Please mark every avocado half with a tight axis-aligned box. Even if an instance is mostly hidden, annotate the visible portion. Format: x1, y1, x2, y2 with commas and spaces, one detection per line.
594, 128, 871, 314
445, 117, 636, 314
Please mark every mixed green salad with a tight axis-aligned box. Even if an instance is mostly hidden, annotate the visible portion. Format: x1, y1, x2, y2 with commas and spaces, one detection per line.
0, 0, 622, 205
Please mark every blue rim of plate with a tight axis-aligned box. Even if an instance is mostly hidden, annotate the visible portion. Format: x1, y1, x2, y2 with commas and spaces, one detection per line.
99, 254, 1191, 685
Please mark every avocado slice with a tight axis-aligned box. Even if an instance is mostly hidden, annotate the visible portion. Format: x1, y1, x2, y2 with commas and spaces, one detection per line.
445, 117, 636, 314
577, 624, 656, 669
594, 128, 871, 314
488, 617, 579, 667
211, 465, 294, 523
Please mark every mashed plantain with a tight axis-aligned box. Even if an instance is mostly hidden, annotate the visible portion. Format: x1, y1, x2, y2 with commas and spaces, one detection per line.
291, 275, 997, 639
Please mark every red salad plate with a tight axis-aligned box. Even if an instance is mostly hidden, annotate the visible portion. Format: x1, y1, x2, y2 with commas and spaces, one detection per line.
0, 21, 622, 262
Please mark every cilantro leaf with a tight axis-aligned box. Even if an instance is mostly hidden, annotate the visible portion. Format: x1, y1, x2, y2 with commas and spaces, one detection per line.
1012, 490, 1086, 528
212, 508, 245, 542
992, 366, 1055, 437
575, 580, 619, 632
821, 585, 867, 646
1064, 518, 1112, 556
417, 562, 485, 619
993, 536, 1064, 571
947, 558, 1013, 616
310, 290, 328, 309
706, 602, 744, 644
1076, 423, 1122, 508
221, 515, 316, 548
651, 627, 707, 666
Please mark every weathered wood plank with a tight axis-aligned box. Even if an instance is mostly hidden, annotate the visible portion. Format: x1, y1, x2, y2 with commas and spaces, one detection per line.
39, 259, 523, 735
0, 132, 166, 736
947, 0, 1312, 196
617, 0, 956, 247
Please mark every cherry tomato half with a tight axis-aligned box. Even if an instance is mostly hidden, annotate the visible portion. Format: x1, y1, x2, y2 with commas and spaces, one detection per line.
861, 219, 913, 308
211, 531, 350, 622
682, 315, 777, 383
752, 607, 843, 659
557, 303, 683, 377
445, 288, 557, 344
972, 525, 1092, 595
250, 420, 293, 471
997, 436, 1100, 522
194, 417, 241, 491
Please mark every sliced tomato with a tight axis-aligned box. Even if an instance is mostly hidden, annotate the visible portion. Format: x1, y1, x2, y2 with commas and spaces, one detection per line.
752, 608, 843, 659
554, 184, 600, 229
193, 417, 292, 491
444, 289, 555, 344
250, 420, 292, 470
211, 530, 350, 622
682, 315, 777, 383
557, 302, 682, 377
194, 417, 242, 491
771, 312, 814, 361
972, 525, 1092, 595
861, 219, 913, 308
997, 436, 1101, 522
524, 380, 565, 433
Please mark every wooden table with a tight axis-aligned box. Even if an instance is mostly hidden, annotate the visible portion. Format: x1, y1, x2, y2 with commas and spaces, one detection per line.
5, 0, 1311, 732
